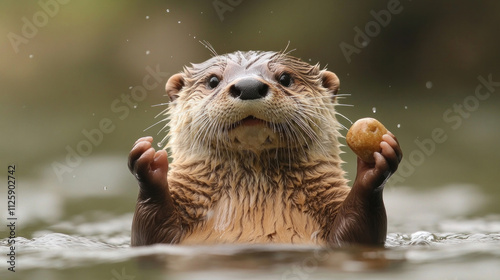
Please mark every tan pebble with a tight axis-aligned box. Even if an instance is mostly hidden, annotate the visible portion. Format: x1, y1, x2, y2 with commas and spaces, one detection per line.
346, 118, 388, 163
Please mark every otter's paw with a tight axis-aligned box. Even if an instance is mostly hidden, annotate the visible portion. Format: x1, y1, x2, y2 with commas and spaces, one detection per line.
128, 136, 169, 196
354, 131, 402, 190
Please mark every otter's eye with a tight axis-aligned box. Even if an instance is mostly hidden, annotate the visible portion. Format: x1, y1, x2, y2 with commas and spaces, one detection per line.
208, 76, 220, 89
278, 73, 292, 87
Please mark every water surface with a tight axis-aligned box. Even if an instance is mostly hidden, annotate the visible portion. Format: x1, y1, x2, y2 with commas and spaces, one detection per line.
1, 157, 499, 280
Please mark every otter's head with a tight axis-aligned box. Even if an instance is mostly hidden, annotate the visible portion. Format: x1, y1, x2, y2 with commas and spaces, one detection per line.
164, 51, 343, 160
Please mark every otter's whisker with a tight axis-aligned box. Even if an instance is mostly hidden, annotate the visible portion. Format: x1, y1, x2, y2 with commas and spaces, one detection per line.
295, 107, 337, 129
294, 114, 330, 159
154, 107, 170, 119
283, 116, 307, 159
143, 118, 169, 133
335, 112, 353, 125
333, 93, 352, 97
199, 40, 218, 57
191, 114, 211, 153
151, 102, 170, 108
158, 133, 170, 149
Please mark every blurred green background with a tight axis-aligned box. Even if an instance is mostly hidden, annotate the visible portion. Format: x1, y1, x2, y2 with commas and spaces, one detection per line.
1, 0, 500, 220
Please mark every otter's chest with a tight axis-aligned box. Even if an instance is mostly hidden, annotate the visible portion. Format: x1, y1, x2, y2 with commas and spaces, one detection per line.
179, 192, 324, 245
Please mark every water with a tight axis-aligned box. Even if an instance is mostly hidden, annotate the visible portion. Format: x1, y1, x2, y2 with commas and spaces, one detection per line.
1, 156, 499, 279
2, 215, 500, 279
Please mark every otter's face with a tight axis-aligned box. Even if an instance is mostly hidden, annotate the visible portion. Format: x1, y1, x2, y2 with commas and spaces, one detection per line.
165, 51, 341, 156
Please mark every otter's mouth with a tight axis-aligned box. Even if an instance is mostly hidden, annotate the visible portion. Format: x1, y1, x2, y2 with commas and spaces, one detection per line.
226, 115, 278, 151
230, 116, 268, 130
240, 116, 267, 126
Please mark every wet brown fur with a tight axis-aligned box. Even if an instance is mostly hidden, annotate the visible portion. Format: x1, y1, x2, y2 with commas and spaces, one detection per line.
130, 51, 400, 247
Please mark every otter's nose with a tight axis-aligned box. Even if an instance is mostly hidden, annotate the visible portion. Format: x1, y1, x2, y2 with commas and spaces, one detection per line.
230, 79, 269, 100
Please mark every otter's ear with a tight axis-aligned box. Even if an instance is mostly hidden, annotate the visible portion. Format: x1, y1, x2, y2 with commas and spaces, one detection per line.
165, 73, 185, 101
320, 71, 340, 96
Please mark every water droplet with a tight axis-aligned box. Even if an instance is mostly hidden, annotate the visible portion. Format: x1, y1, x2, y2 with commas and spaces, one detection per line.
126, 39, 129, 42
145, 16, 149, 19
388, 85, 392, 88
166, 9, 170, 13
103, 186, 108, 190
157, 142, 163, 148
372, 107, 377, 113
29, 54, 34, 59
426, 81, 433, 89
133, 105, 137, 109
397, 124, 401, 128
72, 175, 76, 179
129, 86, 133, 90
361, 41, 368, 47
404, 106, 408, 110
92, 113, 95, 117
178, 20, 181, 24
146, 50, 150, 55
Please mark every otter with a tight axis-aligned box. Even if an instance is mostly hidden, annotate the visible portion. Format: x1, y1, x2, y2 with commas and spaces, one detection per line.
128, 51, 402, 247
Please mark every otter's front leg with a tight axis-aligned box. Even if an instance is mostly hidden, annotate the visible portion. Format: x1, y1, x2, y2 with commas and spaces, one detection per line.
128, 136, 181, 246
330, 132, 402, 246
